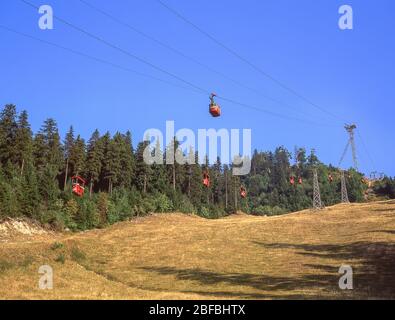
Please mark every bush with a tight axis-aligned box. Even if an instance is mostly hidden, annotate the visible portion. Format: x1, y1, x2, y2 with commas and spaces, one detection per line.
55, 253, 66, 264
177, 195, 195, 214
141, 196, 156, 214
51, 242, 64, 250
96, 193, 109, 227
76, 198, 99, 230
197, 206, 211, 218
153, 193, 173, 213
40, 210, 67, 231
108, 189, 133, 223
71, 247, 86, 263
64, 199, 79, 218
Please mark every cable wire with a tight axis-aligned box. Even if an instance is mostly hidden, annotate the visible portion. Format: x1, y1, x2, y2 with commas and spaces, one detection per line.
357, 130, 376, 169
0, 24, 202, 95
17, 0, 338, 127
155, 0, 348, 123
78, 0, 334, 124
20, 0, 209, 95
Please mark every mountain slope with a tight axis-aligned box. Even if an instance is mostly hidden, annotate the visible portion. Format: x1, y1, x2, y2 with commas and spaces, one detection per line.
1, 201, 395, 300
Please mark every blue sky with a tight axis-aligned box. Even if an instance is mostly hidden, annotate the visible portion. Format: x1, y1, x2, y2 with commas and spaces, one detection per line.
0, 0, 394, 175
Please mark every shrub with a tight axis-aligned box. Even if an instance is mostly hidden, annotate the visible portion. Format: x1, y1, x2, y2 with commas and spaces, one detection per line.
96, 193, 109, 227
153, 193, 173, 213
76, 198, 99, 230
64, 199, 79, 218
55, 253, 66, 264
108, 189, 133, 223
71, 247, 86, 263
40, 210, 67, 231
197, 206, 211, 218
0, 260, 14, 272
51, 242, 64, 250
175, 195, 195, 214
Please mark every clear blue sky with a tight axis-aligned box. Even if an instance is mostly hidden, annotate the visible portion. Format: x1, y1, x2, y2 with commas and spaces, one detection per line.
0, 0, 394, 176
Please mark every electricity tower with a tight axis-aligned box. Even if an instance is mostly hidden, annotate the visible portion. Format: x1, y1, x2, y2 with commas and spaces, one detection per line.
339, 124, 358, 171
313, 169, 323, 210
337, 124, 358, 204
340, 170, 349, 203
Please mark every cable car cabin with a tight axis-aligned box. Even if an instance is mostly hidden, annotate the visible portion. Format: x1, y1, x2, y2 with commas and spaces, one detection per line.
240, 187, 247, 199
328, 174, 334, 183
71, 176, 86, 197
298, 177, 303, 185
209, 93, 221, 117
290, 176, 295, 186
203, 172, 211, 188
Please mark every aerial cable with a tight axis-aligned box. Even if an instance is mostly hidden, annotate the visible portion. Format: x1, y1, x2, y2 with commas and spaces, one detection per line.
155, 0, 348, 124
216, 95, 339, 127
78, 0, 335, 125
0, 24, 322, 125
357, 130, 376, 169
0, 25, 202, 95
0, 24, 327, 126
20, 0, 209, 95
17, 0, 338, 127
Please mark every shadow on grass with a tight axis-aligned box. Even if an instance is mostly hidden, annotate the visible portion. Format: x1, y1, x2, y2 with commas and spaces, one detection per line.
254, 241, 395, 299
140, 240, 395, 299
140, 266, 346, 299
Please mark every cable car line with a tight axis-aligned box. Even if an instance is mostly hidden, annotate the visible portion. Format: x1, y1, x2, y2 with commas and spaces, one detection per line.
0, 24, 327, 126
155, 0, 348, 124
0, 25, 202, 95
357, 130, 376, 169
216, 95, 339, 127
18, 0, 340, 127
20, 0, 209, 96
77, 0, 334, 124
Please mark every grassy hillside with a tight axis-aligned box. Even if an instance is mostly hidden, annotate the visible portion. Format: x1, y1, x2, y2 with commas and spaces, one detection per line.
1, 201, 395, 300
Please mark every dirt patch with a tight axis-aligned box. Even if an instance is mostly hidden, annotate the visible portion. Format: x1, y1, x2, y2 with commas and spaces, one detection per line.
0, 218, 48, 239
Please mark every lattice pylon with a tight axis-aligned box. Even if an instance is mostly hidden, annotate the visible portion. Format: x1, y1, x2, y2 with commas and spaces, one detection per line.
313, 169, 323, 210
341, 170, 350, 203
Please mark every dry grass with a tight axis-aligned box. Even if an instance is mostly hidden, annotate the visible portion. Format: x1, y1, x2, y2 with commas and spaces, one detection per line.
1, 201, 395, 300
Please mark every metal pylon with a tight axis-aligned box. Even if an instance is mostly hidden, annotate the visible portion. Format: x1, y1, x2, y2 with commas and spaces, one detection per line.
340, 170, 350, 203
339, 124, 358, 171
313, 169, 323, 210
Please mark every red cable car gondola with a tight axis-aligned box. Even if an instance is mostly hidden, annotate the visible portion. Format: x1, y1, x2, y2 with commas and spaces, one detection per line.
203, 171, 211, 188
290, 176, 295, 186
71, 176, 86, 197
240, 186, 247, 199
209, 93, 221, 117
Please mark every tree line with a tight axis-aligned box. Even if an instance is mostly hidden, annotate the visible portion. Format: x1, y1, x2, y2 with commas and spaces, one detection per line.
0, 104, 390, 231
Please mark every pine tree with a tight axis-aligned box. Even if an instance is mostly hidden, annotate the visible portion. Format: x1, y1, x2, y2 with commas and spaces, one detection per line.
134, 141, 152, 194
63, 126, 75, 190
189, 151, 203, 207
33, 118, 63, 205
115, 132, 134, 189
85, 129, 104, 197
0, 104, 18, 168
69, 135, 86, 176
101, 132, 122, 195
150, 138, 167, 193
38, 118, 64, 171
15, 110, 33, 176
